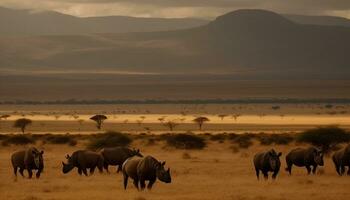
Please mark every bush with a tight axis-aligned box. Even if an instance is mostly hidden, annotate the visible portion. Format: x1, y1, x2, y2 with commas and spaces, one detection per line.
2, 134, 35, 145
166, 134, 206, 149
232, 134, 254, 148
297, 126, 350, 152
258, 134, 294, 145
87, 131, 132, 150
0, 134, 9, 140
210, 134, 227, 142
44, 134, 77, 146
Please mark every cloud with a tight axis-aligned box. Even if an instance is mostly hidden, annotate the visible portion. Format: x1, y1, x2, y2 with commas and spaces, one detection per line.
0, 0, 349, 19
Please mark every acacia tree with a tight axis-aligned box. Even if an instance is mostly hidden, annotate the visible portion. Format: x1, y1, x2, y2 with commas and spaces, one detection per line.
193, 116, 210, 131
163, 121, 178, 132
14, 118, 32, 134
218, 114, 228, 121
90, 115, 107, 130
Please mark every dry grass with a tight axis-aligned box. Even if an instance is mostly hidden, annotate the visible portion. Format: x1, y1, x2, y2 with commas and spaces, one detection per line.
0, 141, 349, 200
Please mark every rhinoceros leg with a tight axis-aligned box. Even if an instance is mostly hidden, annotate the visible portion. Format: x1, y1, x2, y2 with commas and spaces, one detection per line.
133, 177, 140, 190
262, 171, 268, 180
13, 167, 18, 177
255, 168, 260, 180
82, 168, 88, 176
312, 165, 317, 174
117, 165, 122, 173
340, 165, 345, 175
103, 163, 109, 173
36, 171, 41, 178
90, 167, 96, 175
306, 165, 311, 175
27, 169, 33, 179
272, 171, 278, 180
19, 168, 25, 177
78, 168, 82, 175
139, 178, 146, 190
123, 173, 128, 190
147, 178, 156, 190
347, 166, 350, 176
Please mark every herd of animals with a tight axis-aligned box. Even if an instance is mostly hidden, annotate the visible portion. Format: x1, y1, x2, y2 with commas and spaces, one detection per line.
9, 144, 350, 191
11, 147, 170, 190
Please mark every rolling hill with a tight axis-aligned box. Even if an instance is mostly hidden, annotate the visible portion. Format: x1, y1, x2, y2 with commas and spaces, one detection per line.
1, 9, 350, 79
0, 6, 208, 36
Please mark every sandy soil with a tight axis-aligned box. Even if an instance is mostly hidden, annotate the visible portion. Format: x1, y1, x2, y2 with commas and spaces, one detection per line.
0, 141, 349, 200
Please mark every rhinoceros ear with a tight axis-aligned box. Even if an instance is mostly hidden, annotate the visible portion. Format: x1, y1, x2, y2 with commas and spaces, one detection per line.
137, 149, 140, 153
65, 154, 70, 159
40, 150, 44, 155
167, 168, 170, 173
161, 161, 166, 166
277, 152, 282, 157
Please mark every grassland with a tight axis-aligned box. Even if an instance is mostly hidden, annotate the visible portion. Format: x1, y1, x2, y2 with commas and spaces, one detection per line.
0, 138, 350, 200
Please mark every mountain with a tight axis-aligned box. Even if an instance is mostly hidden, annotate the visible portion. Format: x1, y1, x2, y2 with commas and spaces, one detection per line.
1, 9, 350, 79
0, 6, 208, 35
285, 14, 350, 27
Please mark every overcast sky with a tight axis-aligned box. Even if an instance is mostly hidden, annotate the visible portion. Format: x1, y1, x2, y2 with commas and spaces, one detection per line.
1, 0, 350, 19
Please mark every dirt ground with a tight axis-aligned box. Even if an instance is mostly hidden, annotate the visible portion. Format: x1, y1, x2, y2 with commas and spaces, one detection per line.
0, 140, 349, 200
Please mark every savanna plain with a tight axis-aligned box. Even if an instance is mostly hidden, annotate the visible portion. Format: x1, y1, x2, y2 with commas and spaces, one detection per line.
0, 103, 350, 200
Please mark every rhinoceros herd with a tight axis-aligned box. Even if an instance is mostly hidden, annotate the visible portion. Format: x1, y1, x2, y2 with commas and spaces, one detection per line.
9, 144, 350, 189
11, 146, 171, 190
254, 144, 350, 180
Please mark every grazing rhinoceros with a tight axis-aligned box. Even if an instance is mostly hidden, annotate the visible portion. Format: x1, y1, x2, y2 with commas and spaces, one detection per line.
11, 147, 44, 178
253, 149, 282, 180
122, 155, 171, 190
332, 144, 350, 176
285, 147, 324, 175
62, 150, 104, 176
100, 147, 143, 173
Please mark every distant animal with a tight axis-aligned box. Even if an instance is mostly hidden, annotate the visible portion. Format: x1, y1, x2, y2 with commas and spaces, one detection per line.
332, 144, 350, 176
62, 150, 104, 176
285, 147, 324, 175
122, 155, 171, 190
100, 147, 143, 173
11, 147, 44, 178
253, 149, 282, 180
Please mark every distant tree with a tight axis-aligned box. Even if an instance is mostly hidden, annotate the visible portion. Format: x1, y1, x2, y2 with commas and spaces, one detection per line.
218, 114, 228, 120
158, 117, 166, 123
14, 118, 32, 134
232, 114, 241, 121
271, 106, 281, 110
163, 121, 178, 131
90, 115, 107, 130
193, 116, 210, 131
0, 114, 10, 120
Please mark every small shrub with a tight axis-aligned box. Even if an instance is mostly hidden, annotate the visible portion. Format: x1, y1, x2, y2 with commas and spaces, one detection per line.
258, 134, 294, 145
182, 152, 192, 159
233, 134, 254, 149
44, 134, 77, 146
297, 126, 350, 152
210, 134, 227, 142
166, 134, 206, 149
230, 145, 240, 153
87, 131, 132, 150
2, 134, 35, 145
0, 134, 9, 140
325, 104, 333, 109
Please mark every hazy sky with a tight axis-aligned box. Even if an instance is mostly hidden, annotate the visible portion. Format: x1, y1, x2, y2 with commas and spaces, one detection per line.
1, 0, 350, 19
